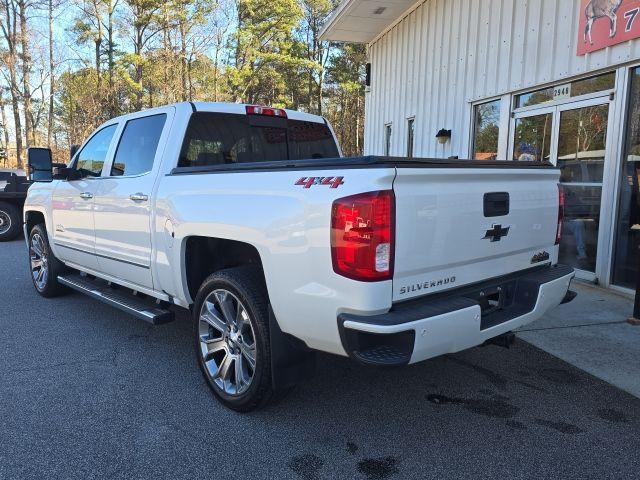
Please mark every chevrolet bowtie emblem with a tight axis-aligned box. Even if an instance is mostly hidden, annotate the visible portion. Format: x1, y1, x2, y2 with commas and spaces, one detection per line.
483, 224, 510, 242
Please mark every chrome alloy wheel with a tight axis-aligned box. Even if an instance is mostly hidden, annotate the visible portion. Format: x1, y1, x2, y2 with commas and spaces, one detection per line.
29, 233, 49, 291
0, 210, 10, 235
198, 289, 257, 396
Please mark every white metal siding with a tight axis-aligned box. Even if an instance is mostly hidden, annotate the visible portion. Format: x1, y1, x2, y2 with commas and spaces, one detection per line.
365, 0, 640, 158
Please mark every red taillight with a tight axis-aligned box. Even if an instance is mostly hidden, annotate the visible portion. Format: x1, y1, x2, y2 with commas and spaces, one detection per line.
245, 105, 287, 118
331, 190, 395, 281
555, 185, 565, 245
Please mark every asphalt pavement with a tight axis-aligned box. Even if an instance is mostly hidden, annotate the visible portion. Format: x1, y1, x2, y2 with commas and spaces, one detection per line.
1, 237, 639, 480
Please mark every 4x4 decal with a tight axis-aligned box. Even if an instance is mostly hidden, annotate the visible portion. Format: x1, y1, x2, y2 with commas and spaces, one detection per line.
295, 176, 344, 189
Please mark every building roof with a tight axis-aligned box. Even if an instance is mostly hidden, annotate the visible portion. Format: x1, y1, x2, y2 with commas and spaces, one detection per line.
320, 0, 420, 43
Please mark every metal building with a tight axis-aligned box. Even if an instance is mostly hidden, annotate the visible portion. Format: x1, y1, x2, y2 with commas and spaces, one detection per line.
321, 0, 640, 293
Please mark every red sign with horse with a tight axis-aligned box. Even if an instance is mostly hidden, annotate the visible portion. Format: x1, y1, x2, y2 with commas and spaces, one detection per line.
578, 0, 640, 55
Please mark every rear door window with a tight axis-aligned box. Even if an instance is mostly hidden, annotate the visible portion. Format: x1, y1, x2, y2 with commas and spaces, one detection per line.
111, 114, 167, 176
178, 112, 339, 168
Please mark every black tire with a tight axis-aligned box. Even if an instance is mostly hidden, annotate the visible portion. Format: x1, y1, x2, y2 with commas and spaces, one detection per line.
0, 201, 21, 242
193, 267, 274, 412
28, 223, 69, 298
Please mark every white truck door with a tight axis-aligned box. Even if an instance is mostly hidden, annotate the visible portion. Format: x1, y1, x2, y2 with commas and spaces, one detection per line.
51, 124, 119, 270
92, 111, 171, 289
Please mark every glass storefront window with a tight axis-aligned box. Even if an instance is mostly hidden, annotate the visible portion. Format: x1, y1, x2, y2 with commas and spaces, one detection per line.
612, 67, 640, 288
472, 100, 500, 160
512, 113, 552, 162
515, 72, 615, 109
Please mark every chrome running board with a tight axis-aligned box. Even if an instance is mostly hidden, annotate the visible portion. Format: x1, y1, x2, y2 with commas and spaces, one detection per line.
58, 273, 174, 325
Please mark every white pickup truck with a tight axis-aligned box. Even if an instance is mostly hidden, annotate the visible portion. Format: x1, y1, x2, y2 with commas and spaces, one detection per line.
24, 102, 575, 411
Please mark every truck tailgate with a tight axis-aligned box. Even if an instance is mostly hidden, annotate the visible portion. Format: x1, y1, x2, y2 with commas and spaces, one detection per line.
392, 167, 560, 302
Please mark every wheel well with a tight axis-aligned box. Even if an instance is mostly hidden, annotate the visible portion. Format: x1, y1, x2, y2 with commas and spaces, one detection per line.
184, 236, 264, 301
25, 210, 45, 234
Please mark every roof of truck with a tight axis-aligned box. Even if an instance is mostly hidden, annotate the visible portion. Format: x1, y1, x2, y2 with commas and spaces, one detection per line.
190, 102, 327, 124
106, 102, 327, 125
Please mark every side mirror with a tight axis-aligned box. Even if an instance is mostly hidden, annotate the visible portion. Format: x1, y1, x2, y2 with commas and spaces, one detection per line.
70, 144, 80, 160
27, 147, 53, 182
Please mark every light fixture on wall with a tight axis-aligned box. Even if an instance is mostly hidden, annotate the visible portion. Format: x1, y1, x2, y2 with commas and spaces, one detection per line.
436, 129, 451, 144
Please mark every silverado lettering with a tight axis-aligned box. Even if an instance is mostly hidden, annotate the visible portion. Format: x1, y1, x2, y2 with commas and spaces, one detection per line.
399, 276, 457, 295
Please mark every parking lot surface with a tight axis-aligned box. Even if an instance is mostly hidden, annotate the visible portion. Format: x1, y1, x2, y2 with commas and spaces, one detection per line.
1, 238, 639, 480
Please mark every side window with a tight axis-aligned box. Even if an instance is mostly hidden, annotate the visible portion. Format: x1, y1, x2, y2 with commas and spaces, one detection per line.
406, 118, 415, 158
111, 114, 167, 176
384, 124, 392, 156
472, 100, 501, 161
75, 124, 118, 177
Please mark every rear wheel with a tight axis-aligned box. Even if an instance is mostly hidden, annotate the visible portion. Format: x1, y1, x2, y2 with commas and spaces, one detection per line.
28, 224, 69, 297
0, 201, 21, 242
193, 267, 273, 412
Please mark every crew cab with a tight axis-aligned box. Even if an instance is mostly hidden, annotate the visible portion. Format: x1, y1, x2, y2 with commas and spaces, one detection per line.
23, 102, 575, 411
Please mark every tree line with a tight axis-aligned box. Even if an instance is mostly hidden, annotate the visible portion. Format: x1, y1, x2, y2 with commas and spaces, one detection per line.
0, 0, 365, 168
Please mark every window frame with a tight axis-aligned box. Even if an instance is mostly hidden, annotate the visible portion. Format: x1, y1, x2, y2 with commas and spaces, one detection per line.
511, 109, 555, 163
109, 113, 168, 178
98, 106, 174, 180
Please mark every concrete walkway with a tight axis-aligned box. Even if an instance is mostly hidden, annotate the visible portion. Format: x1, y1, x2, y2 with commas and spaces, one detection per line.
517, 280, 640, 398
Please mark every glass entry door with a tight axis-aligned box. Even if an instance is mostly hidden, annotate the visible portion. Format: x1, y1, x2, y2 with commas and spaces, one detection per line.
510, 96, 613, 281
555, 101, 609, 275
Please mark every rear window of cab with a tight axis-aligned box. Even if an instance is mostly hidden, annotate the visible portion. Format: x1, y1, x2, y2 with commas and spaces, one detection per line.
178, 112, 339, 167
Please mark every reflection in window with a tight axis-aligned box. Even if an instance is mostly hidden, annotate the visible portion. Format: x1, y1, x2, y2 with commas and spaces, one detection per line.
512, 114, 552, 162
613, 67, 640, 288
472, 100, 500, 160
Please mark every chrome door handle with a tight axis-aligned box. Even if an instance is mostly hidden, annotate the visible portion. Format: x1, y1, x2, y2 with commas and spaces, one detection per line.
130, 193, 149, 202
79, 192, 93, 200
